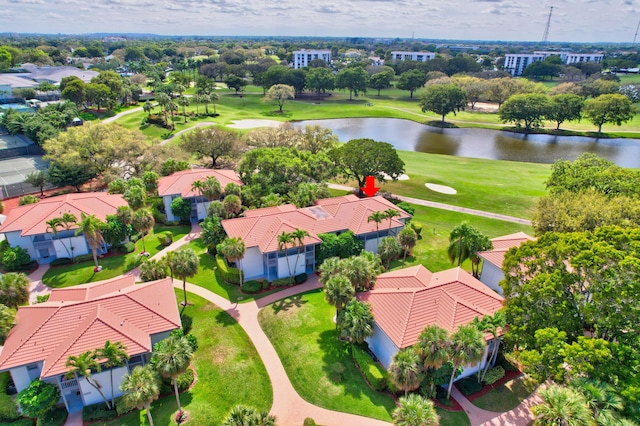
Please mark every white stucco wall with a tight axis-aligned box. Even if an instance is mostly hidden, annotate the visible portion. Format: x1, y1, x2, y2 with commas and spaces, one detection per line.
196, 201, 209, 221
479, 262, 504, 295
53, 236, 89, 259
5, 231, 36, 259
277, 253, 305, 279
9, 366, 34, 393
366, 323, 399, 369
242, 247, 265, 279
364, 238, 380, 254
79, 366, 128, 406
163, 196, 176, 222
456, 346, 490, 380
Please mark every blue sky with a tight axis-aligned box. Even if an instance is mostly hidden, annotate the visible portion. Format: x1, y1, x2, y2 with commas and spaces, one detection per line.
0, 0, 634, 43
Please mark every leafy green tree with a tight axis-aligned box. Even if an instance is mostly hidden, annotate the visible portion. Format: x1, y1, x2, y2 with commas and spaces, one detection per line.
397, 69, 428, 98
96, 341, 129, 410
324, 274, 354, 323
264, 84, 295, 112
419, 83, 467, 122
416, 325, 451, 398
330, 138, 405, 196
24, 170, 48, 197
132, 208, 155, 253
0, 273, 30, 309
169, 248, 199, 309
180, 126, 239, 168
0, 246, 31, 272
378, 236, 402, 269
85, 83, 112, 111
17, 379, 60, 419
75, 213, 106, 270
522, 60, 562, 80
224, 75, 247, 94
369, 71, 394, 96
335, 67, 369, 100
447, 222, 492, 277
66, 351, 112, 409
392, 393, 439, 426
547, 94, 584, 130
389, 347, 423, 397
305, 67, 335, 94
139, 258, 168, 282
532, 384, 595, 426
120, 365, 160, 426
289, 182, 330, 208
143, 100, 154, 116
123, 185, 146, 210
151, 335, 194, 414
340, 299, 374, 344
0, 304, 15, 344
499, 93, 550, 130
47, 161, 96, 192
170, 197, 192, 223
446, 324, 485, 400
583, 93, 635, 133
200, 216, 226, 253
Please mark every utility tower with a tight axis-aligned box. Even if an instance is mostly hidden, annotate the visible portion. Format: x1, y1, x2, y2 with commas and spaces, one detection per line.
541, 6, 554, 43
633, 18, 640, 45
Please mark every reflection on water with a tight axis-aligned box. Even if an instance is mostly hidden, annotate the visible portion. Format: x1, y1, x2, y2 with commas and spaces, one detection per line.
293, 118, 640, 168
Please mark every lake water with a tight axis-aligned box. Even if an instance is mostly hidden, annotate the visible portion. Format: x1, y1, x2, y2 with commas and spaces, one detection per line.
293, 118, 640, 168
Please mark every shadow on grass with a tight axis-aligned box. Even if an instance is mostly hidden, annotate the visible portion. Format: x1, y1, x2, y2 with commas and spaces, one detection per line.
261, 110, 293, 118
425, 120, 459, 128
214, 310, 237, 327
269, 295, 308, 314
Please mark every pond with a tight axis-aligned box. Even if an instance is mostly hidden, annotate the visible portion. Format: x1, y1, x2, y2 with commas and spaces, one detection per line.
293, 118, 640, 168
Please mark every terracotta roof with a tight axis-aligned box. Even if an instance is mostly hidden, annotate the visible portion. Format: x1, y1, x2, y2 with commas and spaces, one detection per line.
0, 276, 180, 378
0, 192, 128, 237
478, 232, 535, 269
357, 265, 504, 349
222, 195, 411, 253
157, 169, 242, 198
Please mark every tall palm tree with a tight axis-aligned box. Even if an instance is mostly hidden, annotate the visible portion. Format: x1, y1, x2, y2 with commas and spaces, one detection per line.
210, 92, 219, 115
378, 236, 402, 270
318, 256, 341, 286
277, 231, 294, 278
201, 176, 222, 201
75, 213, 106, 270
120, 365, 160, 426
398, 227, 418, 263
176, 95, 189, 123
341, 255, 376, 291
570, 378, 624, 425
447, 222, 473, 267
132, 208, 155, 254
389, 347, 423, 397
532, 384, 595, 426
151, 335, 194, 414
66, 351, 112, 410
143, 100, 154, 117
367, 211, 385, 241
473, 311, 506, 382
222, 194, 241, 218
416, 324, 450, 397
60, 212, 78, 261
170, 248, 200, 309
392, 393, 439, 426
290, 228, 310, 278
340, 299, 374, 344
446, 323, 486, 400
217, 237, 246, 284
324, 274, 354, 325
385, 208, 401, 232
116, 205, 134, 238
96, 341, 129, 410
191, 179, 205, 200
0, 272, 30, 309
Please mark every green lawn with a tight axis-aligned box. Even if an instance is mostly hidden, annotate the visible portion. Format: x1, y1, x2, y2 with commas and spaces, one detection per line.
100, 290, 272, 425
436, 407, 471, 426
472, 375, 538, 412
41, 224, 191, 287
258, 289, 396, 422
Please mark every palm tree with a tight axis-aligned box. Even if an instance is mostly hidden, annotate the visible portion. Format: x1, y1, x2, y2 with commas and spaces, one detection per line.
170, 248, 200, 309
398, 227, 418, 263
201, 176, 222, 201
132, 208, 155, 254
191, 179, 205, 200
277, 231, 294, 278
222, 405, 276, 426
176, 95, 189, 123
66, 351, 112, 410
570, 378, 624, 425
389, 347, 423, 397
385, 208, 401, 232
416, 325, 450, 397
116, 206, 134, 243
318, 256, 341, 286
290, 228, 310, 278
96, 341, 129, 410
368, 211, 385, 241
139, 258, 169, 282
324, 274, 354, 325
151, 335, 194, 414
341, 255, 378, 291
210, 92, 219, 115
446, 323, 486, 400
46, 217, 65, 254
0, 272, 30, 309
473, 310, 506, 382
378, 236, 402, 270
340, 299, 374, 344
143, 100, 154, 117
222, 194, 242, 218
532, 384, 595, 426
60, 212, 78, 261
447, 222, 473, 267
392, 393, 439, 426
155, 93, 171, 126
217, 237, 246, 284
120, 365, 160, 426
75, 213, 106, 270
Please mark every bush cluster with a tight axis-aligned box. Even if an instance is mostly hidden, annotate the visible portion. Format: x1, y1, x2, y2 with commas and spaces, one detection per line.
294, 273, 307, 284
271, 277, 294, 287
241, 280, 262, 294
1, 247, 32, 272
457, 376, 483, 396
120, 242, 135, 253
0, 419, 33, 426
159, 368, 195, 395
352, 345, 387, 391
82, 404, 118, 422
159, 231, 173, 247
50, 257, 72, 267
216, 256, 240, 285
73, 253, 94, 263
482, 366, 506, 385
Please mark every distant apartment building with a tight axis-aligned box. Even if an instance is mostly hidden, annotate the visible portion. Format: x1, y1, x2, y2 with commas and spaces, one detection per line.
292, 49, 331, 69
390, 51, 436, 62
504, 51, 604, 76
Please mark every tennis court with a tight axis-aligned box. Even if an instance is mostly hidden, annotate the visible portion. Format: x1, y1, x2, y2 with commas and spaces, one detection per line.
0, 132, 31, 150
0, 156, 48, 185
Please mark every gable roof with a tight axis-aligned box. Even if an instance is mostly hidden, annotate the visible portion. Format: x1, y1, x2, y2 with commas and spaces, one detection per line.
478, 232, 535, 269
222, 195, 411, 253
0, 192, 128, 237
0, 276, 180, 378
357, 265, 504, 349
157, 169, 243, 198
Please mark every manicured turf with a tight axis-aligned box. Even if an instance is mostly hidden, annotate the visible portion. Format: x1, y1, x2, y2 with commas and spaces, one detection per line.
99, 290, 272, 426
258, 289, 396, 422
472, 375, 538, 412
41, 224, 191, 287
436, 407, 471, 426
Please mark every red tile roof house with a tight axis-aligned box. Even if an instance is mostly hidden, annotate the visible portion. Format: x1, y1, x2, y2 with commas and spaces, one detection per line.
0, 192, 128, 264
0, 276, 181, 413
477, 232, 535, 295
157, 169, 243, 222
357, 264, 504, 378
222, 195, 411, 281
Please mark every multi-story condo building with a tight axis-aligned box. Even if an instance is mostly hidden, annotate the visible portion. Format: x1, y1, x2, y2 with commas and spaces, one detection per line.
503, 51, 604, 76
390, 51, 436, 62
292, 49, 331, 69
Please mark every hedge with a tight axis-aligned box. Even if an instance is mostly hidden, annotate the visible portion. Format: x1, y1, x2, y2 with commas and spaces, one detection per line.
352, 345, 387, 391
215, 256, 240, 285
160, 368, 195, 395
294, 273, 307, 284
120, 242, 135, 253
457, 376, 483, 396
272, 277, 294, 287
241, 280, 262, 294
36, 407, 66, 426
482, 366, 505, 385
83, 403, 118, 422
74, 253, 94, 263
0, 419, 33, 426
50, 257, 72, 267
159, 231, 173, 247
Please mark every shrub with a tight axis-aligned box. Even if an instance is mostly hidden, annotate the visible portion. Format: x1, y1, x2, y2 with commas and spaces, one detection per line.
352, 345, 387, 391
0, 201, 3, 214
241, 280, 262, 294
114, 396, 134, 417
170, 197, 192, 223
160, 368, 194, 395
303, 419, 317, 426
0, 420, 33, 426
18, 195, 39, 206
73, 253, 94, 263
0, 374, 18, 421
457, 376, 483, 396
35, 294, 50, 304
83, 403, 118, 421
272, 277, 294, 287
294, 273, 308, 284
1, 247, 32, 272
0, 241, 8, 259
215, 256, 240, 285
16, 379, 59, 418
159, 231, 173, 247
495, 352, 520, 372
396, 201, 415, 216
482, 366, 505, 385
50, 257, 72, 267
120, 242, 135, 253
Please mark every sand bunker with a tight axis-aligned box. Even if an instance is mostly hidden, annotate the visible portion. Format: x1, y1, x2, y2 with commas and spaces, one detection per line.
227, 119, 282, 129
382, 173, 410, 181
425, 183, 457, 194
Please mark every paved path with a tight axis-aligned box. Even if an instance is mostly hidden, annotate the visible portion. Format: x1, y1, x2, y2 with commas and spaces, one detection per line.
27, 263, 51, 303
480, 385, 542, 426
159, 121, 217, 145
327, 183, 532, 226
102, 106, 143, 123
